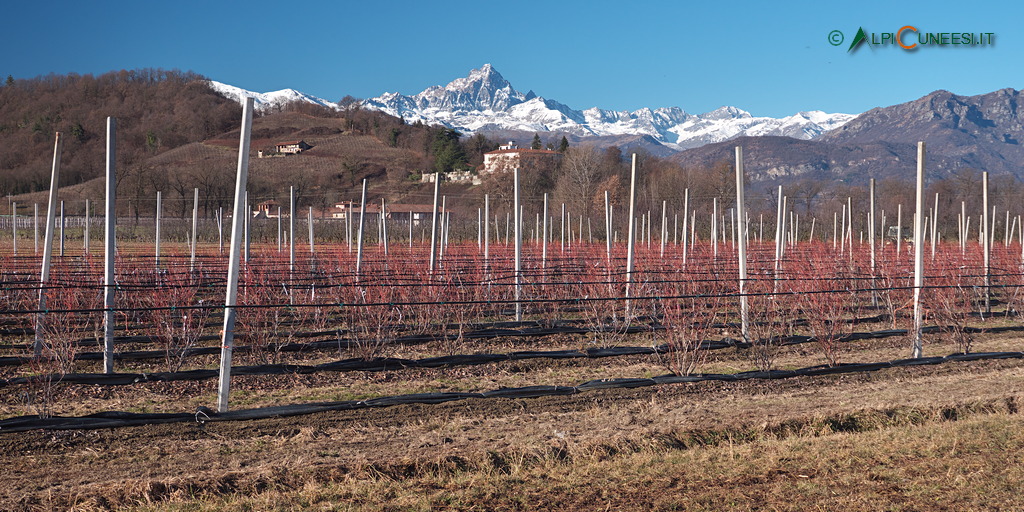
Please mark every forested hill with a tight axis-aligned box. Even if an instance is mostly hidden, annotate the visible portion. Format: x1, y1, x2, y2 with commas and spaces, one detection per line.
0, 69, 241, 196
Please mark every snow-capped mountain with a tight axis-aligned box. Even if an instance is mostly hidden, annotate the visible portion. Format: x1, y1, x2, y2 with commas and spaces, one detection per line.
209, 65, 856, 152
207, 80, 337, 111
362, 64, 856, 151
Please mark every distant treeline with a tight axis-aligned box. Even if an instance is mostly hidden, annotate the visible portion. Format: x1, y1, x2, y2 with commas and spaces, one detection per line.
0, 69, 240, 196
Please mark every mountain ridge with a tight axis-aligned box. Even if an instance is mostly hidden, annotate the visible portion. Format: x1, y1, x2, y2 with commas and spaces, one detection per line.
360, 64, 857, 151
208, 64, 856, 153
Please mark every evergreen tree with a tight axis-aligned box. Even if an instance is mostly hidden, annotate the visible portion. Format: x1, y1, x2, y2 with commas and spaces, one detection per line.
431, 128, 467, 173
531, 133, 542, 150
558, 136, 569, 152
5, 75, 13, 87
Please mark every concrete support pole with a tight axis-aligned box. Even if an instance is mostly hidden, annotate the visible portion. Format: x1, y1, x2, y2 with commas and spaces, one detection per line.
155, 191, 162, 267
774, 186, 784, 280
833, 212, 838, 250
869, 179, 876, 271
308, 206, 314, 255
84, 199, 90, 255
428, 173, 440, 273
542, 193, 549, 267
190, 188, 199, 272
35, 132, 63, 357
484, 194, 490, 272
34, 203, 39, 254
103, 118, 117, 374
356, 179, 367, 278
674, 213, 678, 246
983, 172, 991, 314
1006, 210, 1011, 247
735, 147, 749, 342
682, 188, 689, 266
11, 202, 16, 255
932, 193, 939, 260
277, 207, 282, 253
604, 191, 611, 262
847, 196, 854, 256
839, 204, 846, 256
216, 97, 254, 413
380, 199, 388, 257
560, 202, 565, 254
624, 154, 638, 316
869, 178, 877, 307
730, 207, 736, 251
660, 199, 667, 258
912, 142, 926, 359
712, 198, 718, 260
289, 186, 296, 274
514, 168, 523, 322
579, 215, 584, 249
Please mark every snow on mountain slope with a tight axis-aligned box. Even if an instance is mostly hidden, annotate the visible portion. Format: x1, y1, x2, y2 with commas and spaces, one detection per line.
361, 65, 856, 150
207, 80, 337, 110
209, 65, 856, 151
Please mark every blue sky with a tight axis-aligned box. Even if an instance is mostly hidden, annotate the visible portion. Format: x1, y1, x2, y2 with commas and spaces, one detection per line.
3, 0, 1021, 117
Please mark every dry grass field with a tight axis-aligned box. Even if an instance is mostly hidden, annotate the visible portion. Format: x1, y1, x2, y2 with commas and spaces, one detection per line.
2, 326, 1023, 510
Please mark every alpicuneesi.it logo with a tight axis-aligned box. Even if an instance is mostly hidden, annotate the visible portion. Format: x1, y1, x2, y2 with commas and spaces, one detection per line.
828, 27, 995, 52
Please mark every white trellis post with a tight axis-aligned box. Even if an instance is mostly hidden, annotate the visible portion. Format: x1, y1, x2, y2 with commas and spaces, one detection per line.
513, 168, 523, 322
484, 194, 490, 272
154, 191, 162, 267
35, 132, 63, 357
624, 154, 638, 317
190, 188, 199, 272
103, 118, 117, 374
11, 202, 16, 255
289, 186, 296, 274
84, 199, 90, 255
542, 193, 549, 267
216, 97, 254, 413
982, 172, 991, 314
428, 174, 440, 273
735, 147, 749, 342
355, 179, 367, 278
911, 142, 926, 359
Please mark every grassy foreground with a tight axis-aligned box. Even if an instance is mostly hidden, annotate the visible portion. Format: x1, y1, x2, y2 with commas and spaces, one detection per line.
4, 334, 1023, 510
125, 409, 1023, 512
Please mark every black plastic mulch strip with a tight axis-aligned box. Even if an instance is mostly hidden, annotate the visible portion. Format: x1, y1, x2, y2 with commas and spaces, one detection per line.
4, 351, 1022, 433
480, 385, 578, 399
0, 345, 674, 388
6, 319, 1022, 369
577, 378, 657, 390
2, 323, 1021, 385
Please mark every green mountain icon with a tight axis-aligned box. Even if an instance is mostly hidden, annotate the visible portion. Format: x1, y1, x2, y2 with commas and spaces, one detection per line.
848, 27, 867, 52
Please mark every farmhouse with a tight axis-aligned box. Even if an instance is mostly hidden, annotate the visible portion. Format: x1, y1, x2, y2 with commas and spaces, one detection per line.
253, 200, 281, 218
421, 170, 482, 185
275, 140, 312, 154
482, 141, 562, 174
